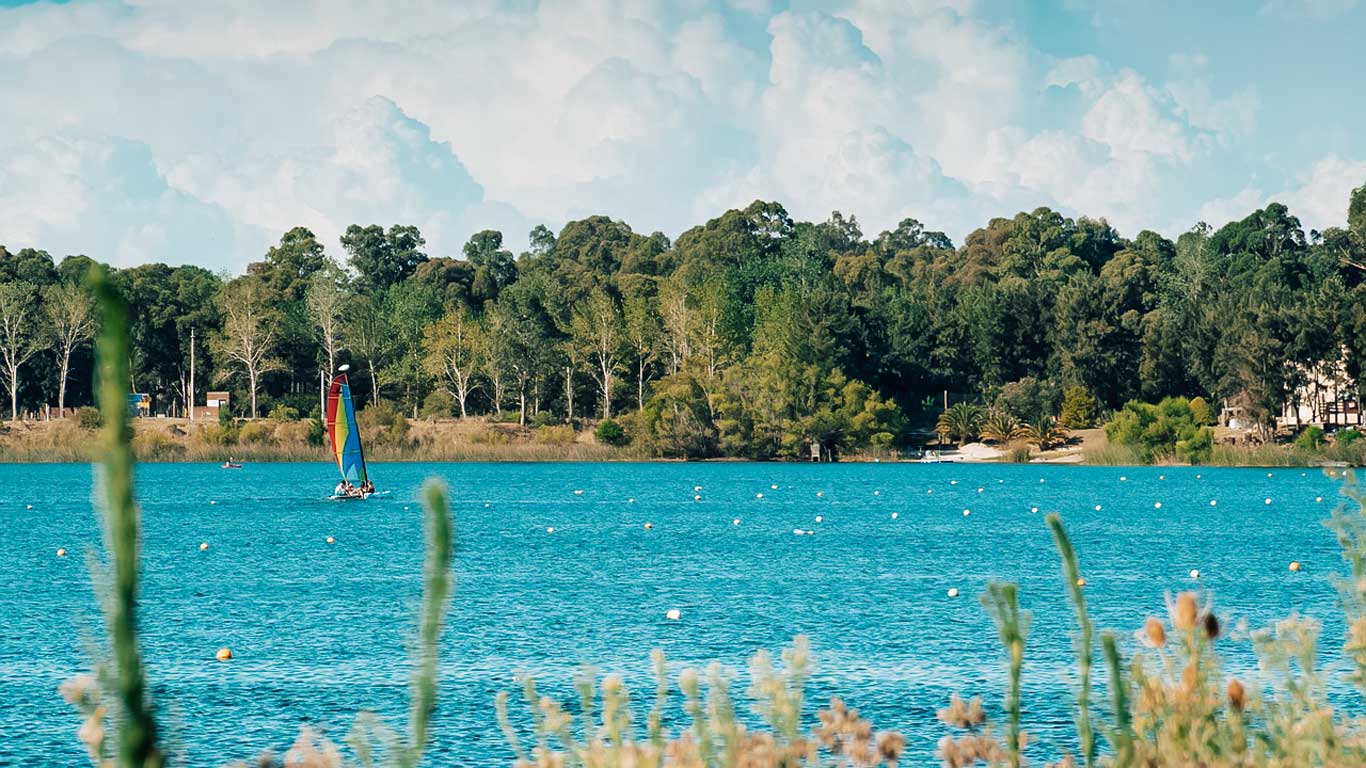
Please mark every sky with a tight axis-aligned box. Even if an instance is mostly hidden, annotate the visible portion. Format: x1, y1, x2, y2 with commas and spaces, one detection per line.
1, 0, 1364, 271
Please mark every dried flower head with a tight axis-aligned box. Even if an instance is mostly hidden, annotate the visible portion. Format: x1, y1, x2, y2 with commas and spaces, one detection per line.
1227, 678, 1246, 711
1173, 592, 1199, 632
1144, 617, 1167, 647
1203, 612, 1221, 640
937, 694, 987, 729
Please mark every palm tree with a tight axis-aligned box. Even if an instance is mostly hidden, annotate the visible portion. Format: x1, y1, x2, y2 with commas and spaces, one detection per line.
937, 403, 984, 446
980, 408, 1025, 444
1025, 415, 1070, 452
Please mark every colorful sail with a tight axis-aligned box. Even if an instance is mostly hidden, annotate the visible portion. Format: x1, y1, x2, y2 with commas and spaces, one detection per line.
325, 374, 368, 485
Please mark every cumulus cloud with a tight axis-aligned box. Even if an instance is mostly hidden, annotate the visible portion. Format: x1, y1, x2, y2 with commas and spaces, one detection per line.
1196, 155, 1366, 232
0, 0, 1348, 268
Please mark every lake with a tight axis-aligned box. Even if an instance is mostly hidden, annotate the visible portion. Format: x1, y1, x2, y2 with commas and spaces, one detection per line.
0, 461, 1351, 765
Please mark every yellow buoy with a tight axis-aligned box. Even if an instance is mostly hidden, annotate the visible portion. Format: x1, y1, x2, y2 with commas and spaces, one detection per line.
199, 542, 209, 551
215, 647, 232, 662
644, 522, 653, 530
1076, 578, 1086, 587
1289, 561, 1301, 572
326, 536, 335, 545
56, 548, 66, 557
947, 587, 960, 598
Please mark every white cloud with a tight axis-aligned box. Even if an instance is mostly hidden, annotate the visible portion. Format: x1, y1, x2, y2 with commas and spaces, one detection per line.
1196, 155, 1366, 231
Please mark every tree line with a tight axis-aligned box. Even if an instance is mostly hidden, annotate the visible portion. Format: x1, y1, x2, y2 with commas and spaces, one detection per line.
2, 184, 1365, 458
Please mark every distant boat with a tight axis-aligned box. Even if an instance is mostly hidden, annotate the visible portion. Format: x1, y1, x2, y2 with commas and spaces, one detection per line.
221, 461, 242, 469
919, 450, 943, 464
326, 372, 373, 500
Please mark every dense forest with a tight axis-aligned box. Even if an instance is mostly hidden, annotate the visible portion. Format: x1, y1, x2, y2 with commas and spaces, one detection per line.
2, 184, 1365, 459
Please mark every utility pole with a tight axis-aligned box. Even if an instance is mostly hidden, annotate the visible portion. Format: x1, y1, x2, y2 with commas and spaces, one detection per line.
188, 328, 195, 423
320, 368, 326, 421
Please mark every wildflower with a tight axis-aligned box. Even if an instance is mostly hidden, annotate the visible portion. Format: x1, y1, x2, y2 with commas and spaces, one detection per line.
1203, 612, 1221, 640
1228, 679, 1246, 711
77, 706, 105, 757
1144, 617, 1167, 647
937, 694, 987, 729
1173, 592, 1199, 632
59, 674, 97, 705
876, 731, 907, 766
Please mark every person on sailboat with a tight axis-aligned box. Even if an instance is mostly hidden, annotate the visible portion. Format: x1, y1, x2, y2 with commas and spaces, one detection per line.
334, 480, 350, 497
360, 480, 374, 495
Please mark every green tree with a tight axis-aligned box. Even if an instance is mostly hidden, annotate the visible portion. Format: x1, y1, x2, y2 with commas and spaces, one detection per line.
1060, 386, 1099, 429
937, 403, 984, 446
422, 308, 486, 418
212, 277, 282, 418
43, 282, 97, 414
341, 224, 428, 292
0, 282, 44, 419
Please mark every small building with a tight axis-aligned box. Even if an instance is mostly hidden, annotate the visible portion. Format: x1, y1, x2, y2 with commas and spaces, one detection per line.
1278, 356, 1360, 428
191, 391, 230, 421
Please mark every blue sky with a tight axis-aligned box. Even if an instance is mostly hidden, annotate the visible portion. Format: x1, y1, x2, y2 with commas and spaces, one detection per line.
1, 0, 1363, 271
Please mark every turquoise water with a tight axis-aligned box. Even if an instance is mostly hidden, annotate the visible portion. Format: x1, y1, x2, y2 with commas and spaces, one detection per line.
0, 462, 1351, 765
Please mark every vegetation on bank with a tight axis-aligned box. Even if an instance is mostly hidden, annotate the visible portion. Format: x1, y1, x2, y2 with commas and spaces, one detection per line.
58, 259, 1366, 768
4, 181, 1366, 460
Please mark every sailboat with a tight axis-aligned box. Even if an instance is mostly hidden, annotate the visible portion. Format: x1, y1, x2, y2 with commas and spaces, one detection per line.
326, 366, 374, 499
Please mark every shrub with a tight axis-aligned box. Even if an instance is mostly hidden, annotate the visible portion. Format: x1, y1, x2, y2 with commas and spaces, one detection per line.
421, 390, 455, 418
1008, 445, 1032, 463
1176, 425, 1214, 464
470, 426, 512, 445
1338, 428, 1363, 446
273, 420, 311, 444
238, 421, 275, 445
131, 429, 184, 459
1059, 386, 1098, 429
1189, 395, 1213, 426
1104, 396, 1205, 463
75, 406, 103, 430
995, 376, 1062, 423
534, 424, 578, 445
196, 423, 236, 446
358, 400, 411, 447
594, 418, 627, 446
268, 404, 300, 421
307, 417, 325, 446
1295, 425, 1326, 450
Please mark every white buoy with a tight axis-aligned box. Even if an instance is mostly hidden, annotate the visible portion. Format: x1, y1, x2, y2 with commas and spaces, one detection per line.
694, 486, 702, 491
962, 509, 971, 517
873, 490, 881, 496
792, 528, 804, 535
666, 608, 681, 620
815, 515, 823, 523
1154, 502, 1162, 509
756, 492, 764, 499
26, 504, 33, 510
891, 512, 899, 519
56, 548, 66, 557
484, 503, 491, 508
1095, 505, 1102, 511
1196, 474, 1202, 479
199, 542, 209, 551
732, 518, 741, 526
574, 490, 583, 495
816, 491, 824, 497
546, 527, 555, 533
1267, 472, 1273, 478
210, 501, 217, 505
1189, 569, 1201, 579
1265, 498, 1272, 505
927, 489, 933, 494
1159, 475, 1165, 480
1040, 478, 1046, 483
1316, 496, 1324, 503
977, 487, 984, 493
628, 498, 635, 503
1120, 476, 1127, 481
1030, 507, 1038, 513
771, 484, 778, 490
950, 480, 958, 485
947, 588, 960, 598
694, 495, 702, 501
1210, 500, 1217, 506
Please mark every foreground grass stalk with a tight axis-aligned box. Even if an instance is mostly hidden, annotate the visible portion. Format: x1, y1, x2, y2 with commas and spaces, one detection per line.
92, 272, 163, 768
981, 582, 1029, 768
1100, 633, 1133, 765
1047, 514, 1095, 767
402, 481, 454, 768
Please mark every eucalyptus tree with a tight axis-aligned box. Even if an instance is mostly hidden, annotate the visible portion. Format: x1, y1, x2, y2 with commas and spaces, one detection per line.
212, 276, 281, 418
0, 282, 44, 419
43, 282, 97, 414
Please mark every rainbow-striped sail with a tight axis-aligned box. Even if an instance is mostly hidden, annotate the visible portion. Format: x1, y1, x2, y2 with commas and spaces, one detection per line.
326, 374, 368, 486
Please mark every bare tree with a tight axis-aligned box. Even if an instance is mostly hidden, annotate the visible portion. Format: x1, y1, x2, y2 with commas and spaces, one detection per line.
0, 282, 44, 420
305, 264, 348, 373
572, 289, 624, 419
212, 277, 282, 418
43, 283, 96, 414
422, 308, 486, 418
659, 282, 692, 375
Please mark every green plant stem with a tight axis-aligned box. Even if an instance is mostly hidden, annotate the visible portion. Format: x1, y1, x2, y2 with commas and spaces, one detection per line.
1101, 633, 1133, 764
1048, 513, 1095, 767
403, 480, 454, 768
93, 272, 163, 768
